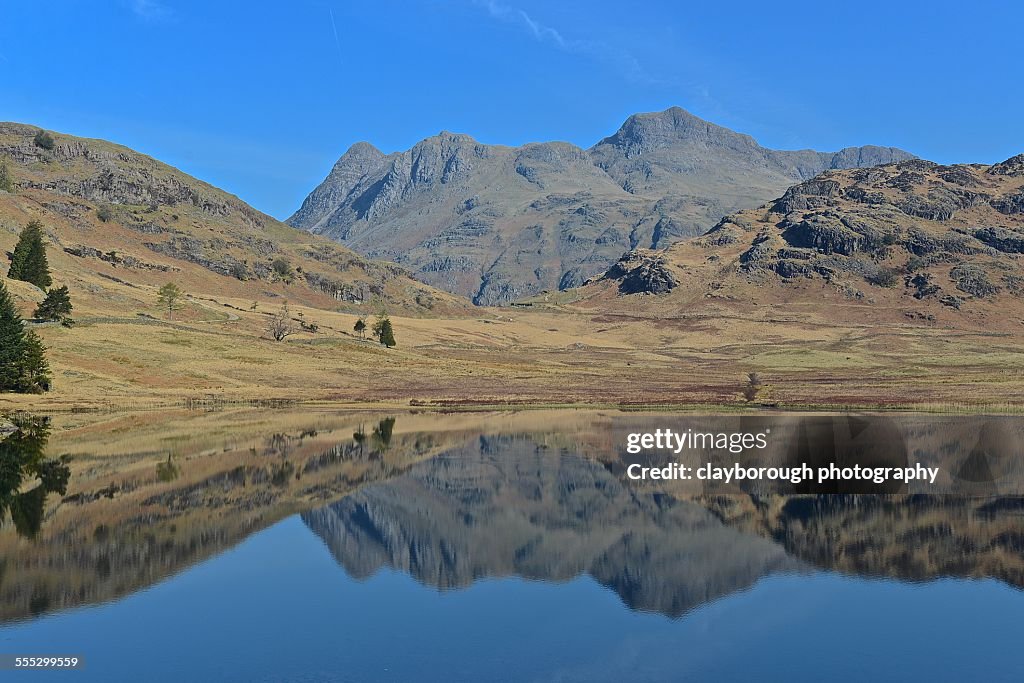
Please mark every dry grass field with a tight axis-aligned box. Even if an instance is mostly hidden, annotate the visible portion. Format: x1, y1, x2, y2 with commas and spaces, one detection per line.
4, 275, 1023, 412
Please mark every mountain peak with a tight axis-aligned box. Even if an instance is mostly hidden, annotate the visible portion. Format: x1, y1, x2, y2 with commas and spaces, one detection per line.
593, 106, 759, 157
343, 141, 383, 157
428, 131, 480, 145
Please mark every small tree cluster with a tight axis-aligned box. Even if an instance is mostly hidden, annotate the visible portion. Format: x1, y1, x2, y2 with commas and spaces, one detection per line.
96, 205, 113, 223
353, 316, 367, 339
34, 285, 74, 326
8, 220, 51, 290
0, 280, 51, 393
372, 312, 396, 348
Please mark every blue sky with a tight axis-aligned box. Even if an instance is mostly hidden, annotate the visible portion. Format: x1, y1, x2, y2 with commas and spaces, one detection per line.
1, 0, 1020, 219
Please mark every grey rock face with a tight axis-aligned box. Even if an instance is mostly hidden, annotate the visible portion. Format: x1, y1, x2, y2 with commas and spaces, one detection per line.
725, 158, 1024, 304
290, 107, 914, 304
601, 250, 679, 294
988, 154, 1024, 177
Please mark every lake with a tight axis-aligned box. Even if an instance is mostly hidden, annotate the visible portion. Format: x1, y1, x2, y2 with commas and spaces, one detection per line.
1, 408, 1023, 681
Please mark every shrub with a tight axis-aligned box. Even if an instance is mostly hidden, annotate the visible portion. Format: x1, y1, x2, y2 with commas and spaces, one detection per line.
0, 160, 13, 192
33, 130, 56, 151
742, 372, 762, 403
271, 258, 294, 280
868, 266, 901, 288
229, 262, 249, 280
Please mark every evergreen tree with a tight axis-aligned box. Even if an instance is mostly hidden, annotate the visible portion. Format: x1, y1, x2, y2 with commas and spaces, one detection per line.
34, 285, 73, 324
353, 316, 367, 339
372, 314, 396, 348
8, 220, 51, 289
17, 331, 51, 393
0, 160, 12, 192
0, 280, 27, 391
0, 280, 51, 393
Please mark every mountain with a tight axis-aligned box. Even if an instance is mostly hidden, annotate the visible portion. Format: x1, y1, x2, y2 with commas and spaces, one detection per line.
580, 155, 1024, 328
289, 107, 912, 304
0, 122, 465, 316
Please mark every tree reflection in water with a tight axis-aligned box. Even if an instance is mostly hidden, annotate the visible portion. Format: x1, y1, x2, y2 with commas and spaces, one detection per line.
0, 414, 70, 539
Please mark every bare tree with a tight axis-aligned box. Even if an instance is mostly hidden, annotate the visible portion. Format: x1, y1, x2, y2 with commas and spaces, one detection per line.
267, 302, 296, 341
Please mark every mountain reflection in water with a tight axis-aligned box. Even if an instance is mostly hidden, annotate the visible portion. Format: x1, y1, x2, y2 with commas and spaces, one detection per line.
303, 433, 1024, 618
0, 409, 1022, 624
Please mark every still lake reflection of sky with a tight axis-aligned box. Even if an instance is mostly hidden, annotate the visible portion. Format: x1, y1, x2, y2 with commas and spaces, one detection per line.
3, 513, 1023, 683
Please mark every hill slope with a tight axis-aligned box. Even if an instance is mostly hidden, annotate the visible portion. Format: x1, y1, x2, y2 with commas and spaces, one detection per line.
580, 155, 1024, 330
289, 107, 912, 304
0, 122, 465, 317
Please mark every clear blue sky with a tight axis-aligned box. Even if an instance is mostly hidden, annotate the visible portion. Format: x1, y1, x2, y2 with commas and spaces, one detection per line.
1, 1, 1021, 219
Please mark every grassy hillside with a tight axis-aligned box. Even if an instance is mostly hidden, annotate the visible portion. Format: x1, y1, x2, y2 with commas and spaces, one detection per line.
0, 122, 467, 317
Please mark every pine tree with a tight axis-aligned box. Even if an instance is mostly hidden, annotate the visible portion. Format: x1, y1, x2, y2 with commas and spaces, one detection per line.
8, 220, 51, 289
17, 331, 51, 393
34, 285, 73, 323
353, 316, 367, 339
372, 314, 396, 348
0, 160, 12, 193
0, 280, 27, 391
0, 280, 50, 393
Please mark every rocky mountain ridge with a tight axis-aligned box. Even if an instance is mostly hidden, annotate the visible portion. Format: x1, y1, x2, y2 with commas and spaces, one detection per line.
586, 153, 1024, 327
290, 107, 912, 304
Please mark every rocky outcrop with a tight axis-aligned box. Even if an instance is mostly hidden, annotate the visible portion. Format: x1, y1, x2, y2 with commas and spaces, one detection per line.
988, 154, 1024, 177
623, 153, 1024, 313
63, 244, 177, 272
991, 189, 1024, 215
601, 250, 679, 294
290, 107, 913, 304
973, 227, 1024, 253
951, 263, 1001, 298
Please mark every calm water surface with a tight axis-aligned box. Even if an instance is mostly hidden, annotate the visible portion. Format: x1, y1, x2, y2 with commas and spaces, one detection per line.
1, 409, 1022, 682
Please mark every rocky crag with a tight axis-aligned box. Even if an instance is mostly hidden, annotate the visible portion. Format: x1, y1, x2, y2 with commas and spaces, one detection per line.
289, 107, 911, 304
590, 154, 1024, 326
